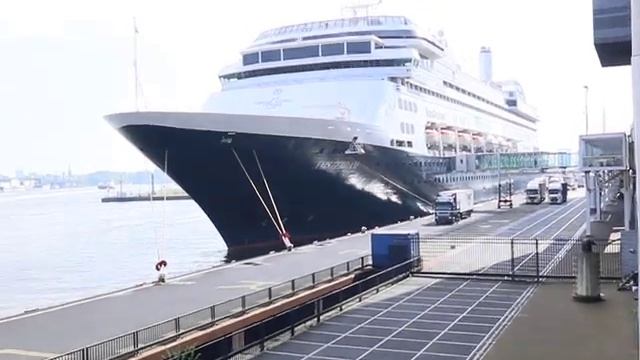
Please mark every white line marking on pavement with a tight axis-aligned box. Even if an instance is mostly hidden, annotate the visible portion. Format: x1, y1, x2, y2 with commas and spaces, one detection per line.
0, 349, 57, 358
217, 280, 276, 291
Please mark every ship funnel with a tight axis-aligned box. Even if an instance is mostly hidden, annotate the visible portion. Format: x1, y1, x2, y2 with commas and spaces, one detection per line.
479, 46, 492, 83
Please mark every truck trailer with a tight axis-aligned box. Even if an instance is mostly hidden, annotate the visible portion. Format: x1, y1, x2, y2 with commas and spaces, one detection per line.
434, 189, 474, 225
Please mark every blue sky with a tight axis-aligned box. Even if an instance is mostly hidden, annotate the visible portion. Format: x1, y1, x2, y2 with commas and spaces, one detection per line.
0, 0, 632, 176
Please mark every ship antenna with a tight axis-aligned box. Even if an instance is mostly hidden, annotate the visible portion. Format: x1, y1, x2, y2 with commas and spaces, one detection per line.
133, 17, 139, 111
342, 0, 382, 18
132, 17, 146, 111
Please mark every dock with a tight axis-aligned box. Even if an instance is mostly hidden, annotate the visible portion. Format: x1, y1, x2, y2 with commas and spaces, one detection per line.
0, 190, 592, 360
100, 194, 191, 203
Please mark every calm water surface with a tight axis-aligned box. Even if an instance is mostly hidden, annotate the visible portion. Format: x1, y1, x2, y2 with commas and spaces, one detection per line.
0, 186, 226, 317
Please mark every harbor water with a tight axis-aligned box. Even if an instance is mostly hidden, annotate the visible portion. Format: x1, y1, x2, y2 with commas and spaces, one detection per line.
0, 186, 227, 318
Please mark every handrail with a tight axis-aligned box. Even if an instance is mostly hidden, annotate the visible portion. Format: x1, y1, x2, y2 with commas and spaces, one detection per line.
218, 257, 422, 360
49, 255, 371, 360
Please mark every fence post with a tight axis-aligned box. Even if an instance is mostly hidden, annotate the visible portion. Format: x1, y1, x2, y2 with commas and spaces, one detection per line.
268, 287, 273, 301
347, 261, 351, 272
360, 256, 365, 269
330, 266, 334, 279
174, 317, 181, 334
535, 238, 540, 282
241, 295, 246, 311
133, 331, 139, 350
210, 305, 216, 323
291, 279, 295, 292
312, 272, 316, 286
259, 322, 266, 352
82, 347, 88, 360
510, 238, 515, 280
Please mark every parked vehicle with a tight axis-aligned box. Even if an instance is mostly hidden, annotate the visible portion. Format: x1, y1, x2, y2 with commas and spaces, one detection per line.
525, 178, 547, 204
434, 189, 474, 225
563, 175, 578, 191
548, 180, 568, 204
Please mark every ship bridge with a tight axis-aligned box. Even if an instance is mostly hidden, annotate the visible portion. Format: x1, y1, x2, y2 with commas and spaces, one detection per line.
236, 16, 445, 69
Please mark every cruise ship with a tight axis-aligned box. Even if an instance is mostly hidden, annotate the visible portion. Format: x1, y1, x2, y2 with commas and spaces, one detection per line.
106, 15, 566, 257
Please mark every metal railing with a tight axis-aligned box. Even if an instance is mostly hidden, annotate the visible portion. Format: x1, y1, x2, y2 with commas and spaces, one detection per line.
204, 257, 422, 360
50, 255, 371, 360
417, 236, 621, 281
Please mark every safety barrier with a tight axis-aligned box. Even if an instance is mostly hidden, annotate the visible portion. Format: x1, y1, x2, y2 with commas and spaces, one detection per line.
49, 256, 371, 360
416, 236, 621, 281
203, 257, 421, 360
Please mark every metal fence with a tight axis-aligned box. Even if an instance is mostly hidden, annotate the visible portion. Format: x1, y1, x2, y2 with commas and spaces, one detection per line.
211, 257, 422, 360
50, 255, 371, 360
417, 236, 621, 281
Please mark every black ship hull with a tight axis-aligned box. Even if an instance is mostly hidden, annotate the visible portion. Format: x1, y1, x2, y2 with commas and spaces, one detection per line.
117, 123, 535, 259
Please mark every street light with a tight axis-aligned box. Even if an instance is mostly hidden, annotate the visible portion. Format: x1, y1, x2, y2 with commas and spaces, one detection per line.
584, 85, 589, 135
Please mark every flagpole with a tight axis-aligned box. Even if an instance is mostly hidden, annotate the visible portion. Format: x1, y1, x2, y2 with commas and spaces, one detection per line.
133, 17, 139, 112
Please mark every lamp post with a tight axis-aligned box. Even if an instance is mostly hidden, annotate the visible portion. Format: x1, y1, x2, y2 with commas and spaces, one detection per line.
584, 85, 589, 135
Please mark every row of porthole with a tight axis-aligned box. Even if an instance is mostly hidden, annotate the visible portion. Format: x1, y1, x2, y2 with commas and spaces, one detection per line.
398, 98, 418, 113
390, 139, 414, 148
400, 122, 415, 135
402, 80, 535, 133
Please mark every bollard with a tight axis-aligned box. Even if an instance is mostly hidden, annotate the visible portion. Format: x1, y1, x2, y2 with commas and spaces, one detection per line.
573, 236, 603, 302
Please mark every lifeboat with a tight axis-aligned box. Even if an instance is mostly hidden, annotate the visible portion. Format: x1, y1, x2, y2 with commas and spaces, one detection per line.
472, 134, 486, 153
425, 128, 440, 151
458, 132, 473, 153
485, 135, 499, 153
441, 129, 457, 147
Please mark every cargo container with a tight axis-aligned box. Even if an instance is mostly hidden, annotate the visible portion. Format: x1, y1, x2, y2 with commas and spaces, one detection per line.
370, 231, 420, 269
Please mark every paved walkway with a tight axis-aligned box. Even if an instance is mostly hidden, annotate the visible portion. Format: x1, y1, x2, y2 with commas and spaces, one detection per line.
484, 282, 637, 360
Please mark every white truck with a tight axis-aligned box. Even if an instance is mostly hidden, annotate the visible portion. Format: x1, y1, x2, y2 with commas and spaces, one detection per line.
548, 180, 568, 204
434, 189, 474, 225
525, 178, 547, 204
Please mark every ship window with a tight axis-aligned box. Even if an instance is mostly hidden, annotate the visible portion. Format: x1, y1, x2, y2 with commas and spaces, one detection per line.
347, 41, 371, 54
321, 43, 344, 56
395, 140, 406, 147
261, 49, 281, 62
220, 58, 414, 80
242, 52, 259, 65
407, 141, 413, 148
283, 45, 319, 60
390, 139, 395, 146
506, 99, 517, 106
